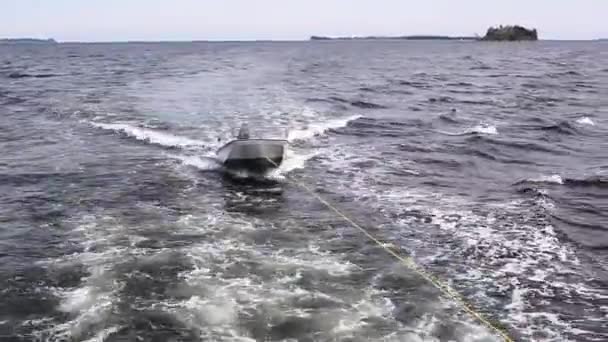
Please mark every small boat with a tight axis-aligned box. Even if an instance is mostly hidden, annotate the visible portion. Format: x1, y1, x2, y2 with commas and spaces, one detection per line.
216, 124, 287, 173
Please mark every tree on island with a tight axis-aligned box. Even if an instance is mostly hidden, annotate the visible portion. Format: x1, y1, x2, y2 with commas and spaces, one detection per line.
481, 25, 538, 41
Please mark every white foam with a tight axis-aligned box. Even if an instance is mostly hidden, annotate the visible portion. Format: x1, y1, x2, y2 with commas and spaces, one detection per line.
280, 149, 317, 173
59, 284, 103, 314
437, 123, 498, 136
469, 124, 498, 135
171, 295, 238, 327
287, 115, 361, 142
528, 174, 563, 184
150, 209, 434, 340
50, 285, 117, 340
265, 248, 355, 277
90, 122, 206, 148
505, 287, 526, 315
171, 154, 222, 171
81, 326, 122, 342
425, 204, 593, 340
316, 167, 598, 341
267, 148, 318, 180
33, 216, 135, 341
576, 117, 595, 126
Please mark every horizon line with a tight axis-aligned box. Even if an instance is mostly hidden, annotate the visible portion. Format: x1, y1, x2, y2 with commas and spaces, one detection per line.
3, 38, 604, 44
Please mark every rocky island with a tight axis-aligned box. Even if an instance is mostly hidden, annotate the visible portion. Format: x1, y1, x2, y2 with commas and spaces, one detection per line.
481, 25, 538, 41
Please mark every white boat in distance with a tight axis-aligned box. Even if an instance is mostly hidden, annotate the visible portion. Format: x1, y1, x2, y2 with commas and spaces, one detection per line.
215, 124, 287, 173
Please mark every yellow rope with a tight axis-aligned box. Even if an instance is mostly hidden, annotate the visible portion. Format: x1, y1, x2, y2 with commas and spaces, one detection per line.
265, 157, 514, 341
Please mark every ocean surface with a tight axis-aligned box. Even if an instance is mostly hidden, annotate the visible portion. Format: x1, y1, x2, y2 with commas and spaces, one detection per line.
0, 40, 607, 342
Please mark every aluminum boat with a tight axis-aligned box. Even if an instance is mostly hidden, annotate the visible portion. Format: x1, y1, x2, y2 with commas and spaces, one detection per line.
216, 124, 287, 173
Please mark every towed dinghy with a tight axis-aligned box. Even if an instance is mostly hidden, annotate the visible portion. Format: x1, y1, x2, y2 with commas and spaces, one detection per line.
216, 124, 287, 173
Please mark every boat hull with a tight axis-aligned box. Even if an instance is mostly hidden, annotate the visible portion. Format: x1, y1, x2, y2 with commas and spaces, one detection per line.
216, 139, 285, 173
223, 156, 283, 173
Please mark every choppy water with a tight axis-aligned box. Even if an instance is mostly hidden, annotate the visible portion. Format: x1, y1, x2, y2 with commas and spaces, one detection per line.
1, 40, 607, 342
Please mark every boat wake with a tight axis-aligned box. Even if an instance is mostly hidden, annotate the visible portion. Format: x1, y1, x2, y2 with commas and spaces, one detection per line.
89, 113, 359, 179
89, 122, 208, 149
168, 114, 359, 180
287, 115, 362, 142
170, 154, 223, 171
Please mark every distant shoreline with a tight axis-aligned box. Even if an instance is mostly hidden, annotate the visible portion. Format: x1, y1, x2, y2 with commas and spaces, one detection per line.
310, 35, 478, 41
0, 37, 603, 44
0, 38, 57, 44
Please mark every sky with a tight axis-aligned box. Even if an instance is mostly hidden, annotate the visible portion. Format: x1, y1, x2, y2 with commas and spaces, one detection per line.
2, 0, 607, 42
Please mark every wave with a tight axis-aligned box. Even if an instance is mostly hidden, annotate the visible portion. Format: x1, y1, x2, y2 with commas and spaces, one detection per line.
458, 99, 497, 106
332, 117, 423, 138
447, 82, 474, 87
447, 89, 475, 95
327, 96, 349, 103
429, 96, 454, 103
287, 115, 361, 142
305, 97, 334, 104
550, 70, 584, 77
0, 172, 84, 187
521, 82, 549, 89
515, 174, 608, 188
2, 96, 26, 105
564, 175, 608, 188
551, 213, 607, 233
470, 65, 493, 70
323, 96, 387, 109
349, 100, 387, 109
89, 122, 207, 149
397, 143, 435, 153
465, 135, 563, 154
574, 83, 595, 89
575, 117, 595, 126
7, 72, 60, 79
396, 80, 430, 88
439, 124, 498, 136
305, 95, 387, 109
358, 86, 378, 93
520, 174, 564, 185
387, 89, 414, 95
515, 186, 549, 198
536, 121, 578, 135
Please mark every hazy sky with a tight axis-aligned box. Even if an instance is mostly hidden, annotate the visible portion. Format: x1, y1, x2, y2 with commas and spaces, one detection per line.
2, 0, 607, 41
